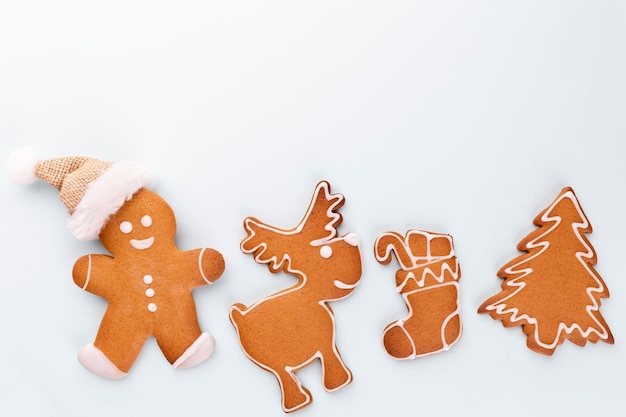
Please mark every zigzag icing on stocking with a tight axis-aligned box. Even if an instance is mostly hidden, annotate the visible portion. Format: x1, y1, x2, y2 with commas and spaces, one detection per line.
398, 257, 460, 293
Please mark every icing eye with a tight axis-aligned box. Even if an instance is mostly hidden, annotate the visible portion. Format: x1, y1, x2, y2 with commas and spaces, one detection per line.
141, 215, 152, 228
119, 221, 133, 234
320, 245, 333, 259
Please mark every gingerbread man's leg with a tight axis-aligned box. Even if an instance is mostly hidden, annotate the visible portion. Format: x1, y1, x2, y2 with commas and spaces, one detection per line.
154, 306, 215, 369
78, 309, 149, 378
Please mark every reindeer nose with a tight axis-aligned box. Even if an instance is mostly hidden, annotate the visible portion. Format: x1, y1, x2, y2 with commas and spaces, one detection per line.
344, 233, 360, 247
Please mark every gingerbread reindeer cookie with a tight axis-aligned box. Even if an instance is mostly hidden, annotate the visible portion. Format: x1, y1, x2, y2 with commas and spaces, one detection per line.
8, 149, 225, 378
478, 187, 613, 355
230, 180, 362, 413
375, 230, 462, 359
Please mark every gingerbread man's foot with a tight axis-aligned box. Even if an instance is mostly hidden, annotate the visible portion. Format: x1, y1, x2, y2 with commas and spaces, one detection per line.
172, 332, 216, 369
78, 343, 128, 379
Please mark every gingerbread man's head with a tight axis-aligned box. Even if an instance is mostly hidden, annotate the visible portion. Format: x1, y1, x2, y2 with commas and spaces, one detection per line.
99, 189, 177, 256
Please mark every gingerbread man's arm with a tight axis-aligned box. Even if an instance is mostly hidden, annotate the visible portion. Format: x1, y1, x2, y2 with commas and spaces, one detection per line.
73, 254, 115, 297
180, 248, 225, 289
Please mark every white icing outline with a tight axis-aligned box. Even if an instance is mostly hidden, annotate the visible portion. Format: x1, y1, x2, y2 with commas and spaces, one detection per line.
334, 279, 358, 290
382, 281, 462, 360
172, 332, 215, 369
198, 248, 213, 285
241, 181, 344, 265
482, 189, 611, 350
375, 230, 455, 270
343, 232, 359, 247
399, 258, 460, 292
231, 300, 353, 413
82, 254, 92, 290
233, 181, 360, 413
375, 230, 462, 359
77, 343, 127, 379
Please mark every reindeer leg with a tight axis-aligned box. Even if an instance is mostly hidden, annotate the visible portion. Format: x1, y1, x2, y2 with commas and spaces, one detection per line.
273, 367, 312, 413
319, 344, 352, 391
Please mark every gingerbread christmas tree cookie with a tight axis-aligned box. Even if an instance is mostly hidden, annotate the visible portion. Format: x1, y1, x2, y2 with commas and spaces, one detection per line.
478, 187, 613, 355
8, 148, 225, 378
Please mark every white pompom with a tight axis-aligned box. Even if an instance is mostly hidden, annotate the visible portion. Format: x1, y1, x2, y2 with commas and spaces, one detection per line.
6, 146, 42, 185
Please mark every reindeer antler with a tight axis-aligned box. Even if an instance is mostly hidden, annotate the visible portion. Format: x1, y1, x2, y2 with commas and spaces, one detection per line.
241, 217, 294, 273
240, 181, 346, 274
300, 181, 344, 245
374, 232, 414, 270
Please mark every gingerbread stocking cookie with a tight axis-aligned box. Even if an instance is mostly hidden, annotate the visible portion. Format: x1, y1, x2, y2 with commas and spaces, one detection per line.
375, 230, 462, 359
8, 149, 225, 378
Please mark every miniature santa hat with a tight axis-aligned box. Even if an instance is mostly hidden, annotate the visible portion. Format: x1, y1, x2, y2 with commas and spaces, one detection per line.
7, 147, 154, 241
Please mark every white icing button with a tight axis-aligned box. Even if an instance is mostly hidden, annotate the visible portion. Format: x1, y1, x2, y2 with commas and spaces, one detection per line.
143, 275, 153, 285
147, 303, 157, 312
320, 245, 333, 259
145, 288, 155, 297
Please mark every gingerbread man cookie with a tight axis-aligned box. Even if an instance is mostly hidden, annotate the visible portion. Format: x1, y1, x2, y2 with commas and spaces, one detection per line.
375, 230, 462, 359
230, 181, 362, 413
8, 149, 225, 378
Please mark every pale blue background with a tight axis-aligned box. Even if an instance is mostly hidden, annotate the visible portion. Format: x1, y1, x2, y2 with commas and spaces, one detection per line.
1, 1, 625, 416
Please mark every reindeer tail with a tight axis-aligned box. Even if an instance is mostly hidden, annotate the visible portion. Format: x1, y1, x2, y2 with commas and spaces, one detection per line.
229, 303, 248, 329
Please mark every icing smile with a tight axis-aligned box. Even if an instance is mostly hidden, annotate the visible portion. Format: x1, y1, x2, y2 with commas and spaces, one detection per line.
130, 237, 155, 250
334, 280, 358, 290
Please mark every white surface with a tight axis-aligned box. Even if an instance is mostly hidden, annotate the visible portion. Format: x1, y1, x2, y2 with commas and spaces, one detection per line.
1, 1, 625, 416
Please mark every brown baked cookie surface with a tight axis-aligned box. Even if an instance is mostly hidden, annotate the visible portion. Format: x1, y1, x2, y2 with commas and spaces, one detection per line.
375, 230, 462, 359
9, 150, 225, 378
478, 187, 613, 355
73, 188, 225, 377
230, 180, 362, 413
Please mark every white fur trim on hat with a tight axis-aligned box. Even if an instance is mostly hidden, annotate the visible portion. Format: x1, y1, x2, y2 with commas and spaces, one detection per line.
68, 161, 154, 241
